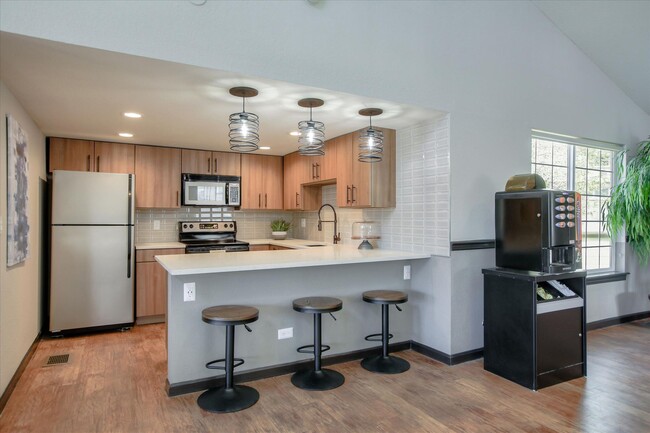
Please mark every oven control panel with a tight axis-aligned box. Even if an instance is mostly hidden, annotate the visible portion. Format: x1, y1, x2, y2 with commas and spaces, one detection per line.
179, 221, 237, 233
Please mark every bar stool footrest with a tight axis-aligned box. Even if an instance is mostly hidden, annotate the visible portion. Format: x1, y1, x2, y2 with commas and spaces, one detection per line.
364, 333, 393, 342
297, 344, 331, 354
206, 358, 245, 370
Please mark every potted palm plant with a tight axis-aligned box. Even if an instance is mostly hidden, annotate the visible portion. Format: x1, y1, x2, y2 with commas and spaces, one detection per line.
271, 219, 291, 240
603, 137, 650, 264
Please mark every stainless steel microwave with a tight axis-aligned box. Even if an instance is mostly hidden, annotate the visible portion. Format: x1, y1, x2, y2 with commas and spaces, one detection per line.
181, 174, 241, 207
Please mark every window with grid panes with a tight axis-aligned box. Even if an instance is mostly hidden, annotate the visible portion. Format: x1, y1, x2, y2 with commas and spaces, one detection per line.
530, 130, 620, 272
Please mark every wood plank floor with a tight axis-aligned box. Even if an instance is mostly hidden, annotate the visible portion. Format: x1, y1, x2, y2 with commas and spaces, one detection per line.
1, 320, 648, 433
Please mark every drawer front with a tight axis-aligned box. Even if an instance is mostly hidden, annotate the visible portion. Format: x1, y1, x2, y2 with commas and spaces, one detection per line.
136, 248, 185, 262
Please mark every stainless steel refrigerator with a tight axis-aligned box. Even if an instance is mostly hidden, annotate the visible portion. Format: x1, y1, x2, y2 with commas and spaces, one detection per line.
50, 170, 135, 333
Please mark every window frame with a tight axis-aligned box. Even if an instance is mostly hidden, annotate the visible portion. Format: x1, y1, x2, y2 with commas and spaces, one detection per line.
530, 129, 623, 274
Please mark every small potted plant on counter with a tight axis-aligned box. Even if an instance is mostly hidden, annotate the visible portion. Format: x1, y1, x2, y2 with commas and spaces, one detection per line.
271, 219, 291, 240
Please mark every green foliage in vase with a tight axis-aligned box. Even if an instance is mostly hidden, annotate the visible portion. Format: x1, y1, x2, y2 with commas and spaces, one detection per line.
604, 137, 650, 264
271, 219, 291, 232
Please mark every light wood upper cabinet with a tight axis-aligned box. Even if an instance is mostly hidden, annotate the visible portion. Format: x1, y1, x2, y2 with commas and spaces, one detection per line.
181, 149, 241, 176
213, 151, 241, 176
283, 152, 322, 210
49, 138, 96, 172
241, 154, 283, 210
284, 152, 308, 210
94, 141, 135, 174
335, 127, 396, 208
49, 138, 134, 174
135, 145, 182, 208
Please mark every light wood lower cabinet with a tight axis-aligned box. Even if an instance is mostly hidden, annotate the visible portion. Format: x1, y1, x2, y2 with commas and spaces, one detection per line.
135, 248, 184, 322
249, 244, 293, 251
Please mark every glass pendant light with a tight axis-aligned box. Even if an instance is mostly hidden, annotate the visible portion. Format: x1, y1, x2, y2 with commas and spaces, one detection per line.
358, 108, 384, 163
297, 98, 325, 156
229, 87, 260, 152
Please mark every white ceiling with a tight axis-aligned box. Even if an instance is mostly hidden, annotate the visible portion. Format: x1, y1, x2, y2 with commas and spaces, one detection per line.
533, 0, 650, 116
0, 32, 442, 156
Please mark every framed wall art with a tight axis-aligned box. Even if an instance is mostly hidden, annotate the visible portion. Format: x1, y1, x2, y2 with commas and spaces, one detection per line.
6, 114, 29, 266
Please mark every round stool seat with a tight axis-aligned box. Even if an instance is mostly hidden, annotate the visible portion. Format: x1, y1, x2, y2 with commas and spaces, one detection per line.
202, 305, 259, 326
293, 297, 342, 314
362, 290, 408, 304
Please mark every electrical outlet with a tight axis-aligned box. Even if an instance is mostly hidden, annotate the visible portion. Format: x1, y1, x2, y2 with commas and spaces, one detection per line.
278, 327, 293, 340
153, 220, 161, 230
183, 282, 196, 302
403, 265, 411, 280
301, 218, 306, 228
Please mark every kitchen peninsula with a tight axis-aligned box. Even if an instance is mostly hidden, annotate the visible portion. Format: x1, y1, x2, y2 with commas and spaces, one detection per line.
156, 244, 430, 394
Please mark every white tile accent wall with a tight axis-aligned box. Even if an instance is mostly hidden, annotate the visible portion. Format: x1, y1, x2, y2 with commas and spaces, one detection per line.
136, 116, 450, 253
366, 115, 451, 256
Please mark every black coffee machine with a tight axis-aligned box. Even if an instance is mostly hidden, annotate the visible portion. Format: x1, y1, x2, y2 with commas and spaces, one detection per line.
495, 189, 582, 273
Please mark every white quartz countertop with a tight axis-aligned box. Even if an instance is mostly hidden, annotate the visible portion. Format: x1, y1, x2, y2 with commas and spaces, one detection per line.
135, 242, 186, 250
156, 244, 430, 276
243, 238, 330, 249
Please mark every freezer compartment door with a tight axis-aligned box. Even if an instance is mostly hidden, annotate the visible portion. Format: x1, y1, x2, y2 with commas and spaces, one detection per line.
50, 225, 134, 331
52, 170, 134, 225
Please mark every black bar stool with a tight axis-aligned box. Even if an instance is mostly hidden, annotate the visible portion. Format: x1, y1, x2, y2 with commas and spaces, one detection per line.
361, 290, 410, 374
197, 305, 259, 413
291, 296, 345, 391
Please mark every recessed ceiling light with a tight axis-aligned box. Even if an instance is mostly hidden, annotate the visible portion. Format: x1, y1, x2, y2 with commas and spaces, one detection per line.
289, 131, 300, 136
119, 132, 134, 138
123, 112, 142, 118
259, 146, 271, 150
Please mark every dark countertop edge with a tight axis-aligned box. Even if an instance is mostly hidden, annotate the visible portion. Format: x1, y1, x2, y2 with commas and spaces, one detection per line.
451, 240, 495, 251
586, 272, 629, 285
482, 267, 587, 282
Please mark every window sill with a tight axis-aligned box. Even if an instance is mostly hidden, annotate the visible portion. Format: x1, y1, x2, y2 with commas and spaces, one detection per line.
586, 272, 629, 285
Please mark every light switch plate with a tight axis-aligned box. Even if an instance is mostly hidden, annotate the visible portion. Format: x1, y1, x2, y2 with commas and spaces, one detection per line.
301, 218, 306, 228
403, 265, 411, 280
153, 220, 161, 230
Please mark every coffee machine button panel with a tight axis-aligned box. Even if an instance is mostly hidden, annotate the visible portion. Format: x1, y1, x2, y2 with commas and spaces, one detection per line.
555, 222, 566, 228
555, 197, 566, 203
555, 213, 566, 220
555, 205, 566, 211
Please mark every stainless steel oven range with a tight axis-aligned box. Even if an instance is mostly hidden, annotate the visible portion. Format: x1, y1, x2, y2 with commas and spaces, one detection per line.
179, 221, 250, 253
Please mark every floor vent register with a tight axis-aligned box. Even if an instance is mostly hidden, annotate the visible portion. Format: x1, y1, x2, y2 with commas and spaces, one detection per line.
44, 354, 70, 366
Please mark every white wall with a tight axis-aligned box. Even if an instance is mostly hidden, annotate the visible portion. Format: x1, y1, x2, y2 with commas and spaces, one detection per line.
0, 81, 46, 395
1, 1, 648, 357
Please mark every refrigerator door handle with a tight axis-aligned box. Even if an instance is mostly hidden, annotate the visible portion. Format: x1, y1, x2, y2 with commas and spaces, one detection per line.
127, 227, 132, 278
127, 175, 133, 278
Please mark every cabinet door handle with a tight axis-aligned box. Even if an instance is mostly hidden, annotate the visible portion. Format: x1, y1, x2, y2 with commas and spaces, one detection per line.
296, 192, 299, 207
176, 191, 179, 206
346, 185, 351, 204
316, 163, 320, 179
352, 185, 357, 203
207, 157, 211, 173
258, 193, 261, 208
87, 155, 91, 171
265, 193, 268, 208
214, 158, 218, 174
96, 156, 100, 172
